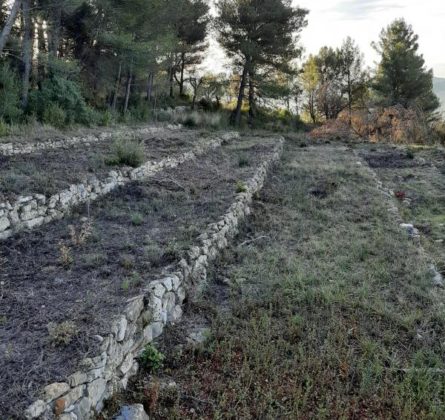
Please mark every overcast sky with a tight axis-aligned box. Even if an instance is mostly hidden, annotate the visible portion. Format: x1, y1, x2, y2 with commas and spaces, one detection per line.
202, 0, 445, 78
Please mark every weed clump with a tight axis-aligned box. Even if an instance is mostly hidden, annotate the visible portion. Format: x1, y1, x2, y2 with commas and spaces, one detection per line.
58, 241, 73, 267
139, 344, 165, 372
107, 138, 145, 168
238, 154, 250, 167
130, 212, 144, 226
236, 180, 247, 193
47, 321, 78, 346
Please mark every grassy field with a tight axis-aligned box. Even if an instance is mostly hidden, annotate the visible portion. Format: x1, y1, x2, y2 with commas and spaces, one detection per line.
110, 138, 445, 419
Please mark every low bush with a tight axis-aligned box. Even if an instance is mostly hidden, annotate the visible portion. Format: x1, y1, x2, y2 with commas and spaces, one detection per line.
107, 138, 145, 167
42, 103, 67, 129
139, 344, 165, 372
0, 64, 22, 123
47, 321, 78, 346
173, 110, 225, 129
0, 119, 10, 137
236, 180, 247, 193
29, 75, 97, 127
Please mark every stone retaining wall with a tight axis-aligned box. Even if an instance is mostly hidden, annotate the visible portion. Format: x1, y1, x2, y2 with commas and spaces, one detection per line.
24, 137, 284, 420
0, 132, 234, 240
353, 150, 444, 287
0, 125, 180, 156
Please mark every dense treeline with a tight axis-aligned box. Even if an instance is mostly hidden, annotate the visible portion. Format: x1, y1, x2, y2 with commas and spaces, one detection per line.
0, 0, 441, 133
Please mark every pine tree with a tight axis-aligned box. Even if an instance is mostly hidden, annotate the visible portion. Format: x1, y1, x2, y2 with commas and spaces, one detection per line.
215, 0, 308, 125
373, 19, 439, 113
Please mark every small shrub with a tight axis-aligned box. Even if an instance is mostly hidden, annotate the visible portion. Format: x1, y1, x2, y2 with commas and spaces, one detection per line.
0, 64, 22, 123
120, 254, 135, 270
42, 103, 67, 129
236, 180, 247, 193
47, 321, 78, 346
183, 113, 200, 127
406, 148, 415, 159
121, 272, 142, 291
58, 241, 73, 267
130, 212, 144, 226
107, 138, 145, 168
157, 109, 173, 122
139, 344, 165, 372
238, 154, 250, 167
81, 253, 106, 268
143, 240, 164, 267
0, 119, 10, 137
100, 110, 115, 126
69, 219, 93, 245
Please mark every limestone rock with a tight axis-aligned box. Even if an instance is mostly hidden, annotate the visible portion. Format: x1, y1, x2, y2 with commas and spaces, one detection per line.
115, 404, 149, 420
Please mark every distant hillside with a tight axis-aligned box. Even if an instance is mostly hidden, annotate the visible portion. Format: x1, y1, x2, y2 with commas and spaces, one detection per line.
434, 77, 445, 114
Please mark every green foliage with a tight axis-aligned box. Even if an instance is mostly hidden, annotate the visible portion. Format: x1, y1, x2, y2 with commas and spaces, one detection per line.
130, 212, 144, 226
238, 154, 250, 167
0, 119, 10, 137
100, 110, 116, 127
373, 19, 439, 113
216, 0, 308, 125
42, 103, 67, 129
0, 64, 22, 123
301, 38, 368, 122
29, 76, 96, 126
174, 110, 226, 129
107, 138, 145, 167
139, 344, 165, 371
235, 180, 247, 193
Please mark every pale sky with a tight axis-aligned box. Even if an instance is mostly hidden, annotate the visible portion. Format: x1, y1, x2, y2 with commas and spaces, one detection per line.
202, 0, 445, 78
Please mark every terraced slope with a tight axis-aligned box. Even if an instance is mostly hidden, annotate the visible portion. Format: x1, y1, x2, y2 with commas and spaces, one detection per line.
0, 133, 280, 418
109, 139, 445, 419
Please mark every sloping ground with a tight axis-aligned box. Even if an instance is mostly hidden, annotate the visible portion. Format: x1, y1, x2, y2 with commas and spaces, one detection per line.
0, 129, 200, 201
108, 140, 445, 418
0, 136, 277, 418
357, 144, 445, 278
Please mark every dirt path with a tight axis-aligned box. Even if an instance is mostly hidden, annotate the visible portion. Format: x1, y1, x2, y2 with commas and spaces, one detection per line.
106, 140, 445, 419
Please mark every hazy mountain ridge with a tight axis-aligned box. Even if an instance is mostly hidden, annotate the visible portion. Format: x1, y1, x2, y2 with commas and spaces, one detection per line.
434, 77, 445, 113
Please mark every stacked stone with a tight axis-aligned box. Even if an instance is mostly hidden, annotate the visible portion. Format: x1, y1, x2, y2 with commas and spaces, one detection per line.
0, 125, 181, 156
24, 137, 284, 419
0, 133, 234, 240
353, 149, 444, 287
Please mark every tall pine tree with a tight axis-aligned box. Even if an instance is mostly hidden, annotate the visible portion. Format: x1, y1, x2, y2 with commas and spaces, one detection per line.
373, 19, 439, 113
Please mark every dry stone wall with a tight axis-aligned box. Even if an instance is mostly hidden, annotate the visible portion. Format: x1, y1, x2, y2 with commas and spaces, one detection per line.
0, 125, 180, 156
0, 132, 234, 240
353, 150, 444, 287
23, 137, 285, 420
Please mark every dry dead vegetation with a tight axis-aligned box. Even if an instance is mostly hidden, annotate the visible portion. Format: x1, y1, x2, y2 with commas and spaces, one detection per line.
104, 138, 445, 419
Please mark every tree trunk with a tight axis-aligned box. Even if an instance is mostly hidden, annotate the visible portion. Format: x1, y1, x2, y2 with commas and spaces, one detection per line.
123, 69, 133, 114
112, 62, 122, 111
48, 3, 62, 58
20, 0, 32, 108
231, 63, 249, 126
169, 64, 174, 98
36, 15, 46, 85
179, 52, 185, 96
248, 71, 255, 126
0, 0, 22, 55
347, 72, 352, 126
146, 72, 154, 102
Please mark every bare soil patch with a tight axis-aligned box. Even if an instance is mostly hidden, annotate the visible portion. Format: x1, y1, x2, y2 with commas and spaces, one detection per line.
0, 136, 276, 418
